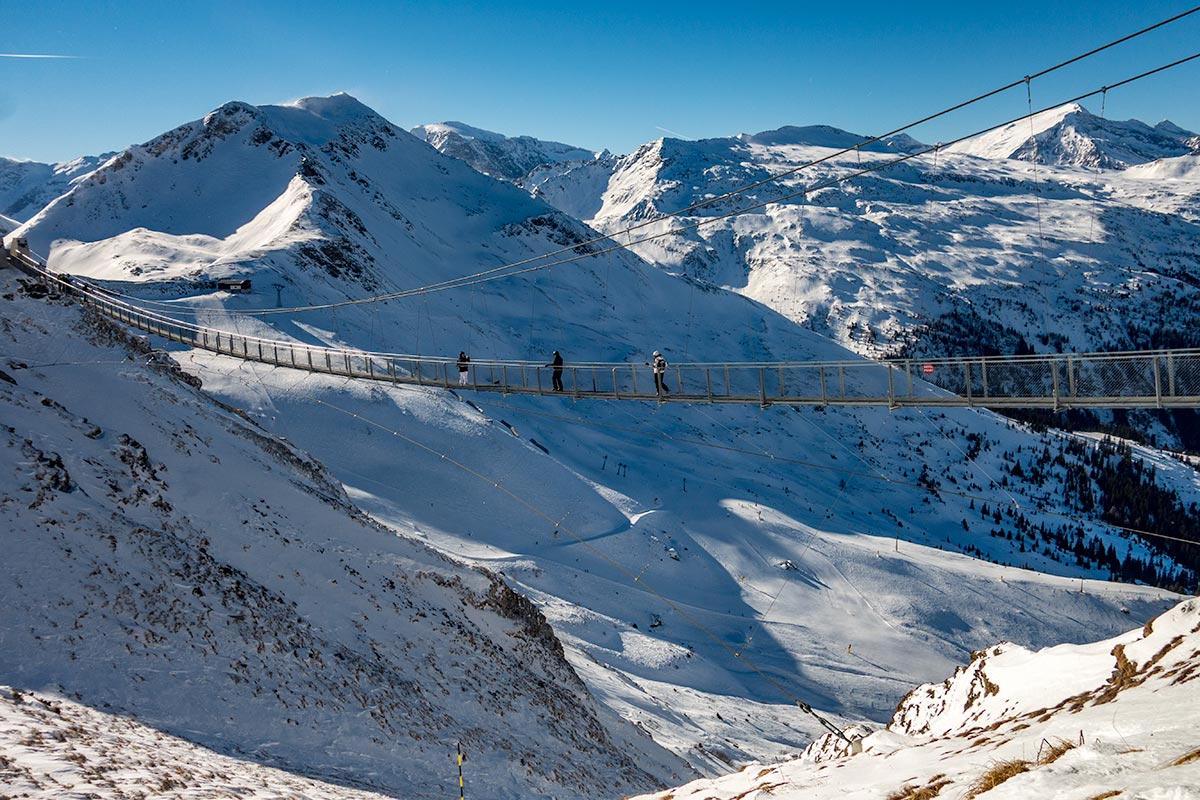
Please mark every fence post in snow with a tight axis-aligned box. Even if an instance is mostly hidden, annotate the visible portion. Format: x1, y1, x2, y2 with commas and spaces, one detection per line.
456, 740, 466, 800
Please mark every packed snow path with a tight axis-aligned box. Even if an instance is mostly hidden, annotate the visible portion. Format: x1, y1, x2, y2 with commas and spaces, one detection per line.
10, 246, 1200, 410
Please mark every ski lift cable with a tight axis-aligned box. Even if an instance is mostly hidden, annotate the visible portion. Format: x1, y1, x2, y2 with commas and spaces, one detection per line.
59, 12, 1200, 320
913, 407, 1023, 509
735, 575, 790, 659
191, 49, 1200, 319
1024, 78, 1053, 343
225, 9, 1200, 313
223, 370, 855, 741
67, 49, 1200, 328
473, 397, 1200, 551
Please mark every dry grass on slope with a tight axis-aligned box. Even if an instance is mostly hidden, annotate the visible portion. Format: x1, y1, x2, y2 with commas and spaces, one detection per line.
964, 758, 1033, 798
1171, 746, 1200, 767
885, 774, 952, 799
961, 737, 1079, 798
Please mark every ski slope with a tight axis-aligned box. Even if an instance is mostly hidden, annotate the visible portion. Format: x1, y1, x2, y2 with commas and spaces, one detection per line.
4, 93, 1194, 790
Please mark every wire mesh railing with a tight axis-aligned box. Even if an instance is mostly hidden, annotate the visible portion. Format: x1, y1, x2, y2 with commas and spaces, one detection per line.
8, 245, 1200, 409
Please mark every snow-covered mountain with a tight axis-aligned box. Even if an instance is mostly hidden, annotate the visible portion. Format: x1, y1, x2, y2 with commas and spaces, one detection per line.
6, 93, 1196, 790
1, 683, 400, 799
0, 154, 110, 222
0, 271, 687, 798
632, 597, 1200, 799
522, 107, 1200, 429
1, 682, 400, 800
412, 120, 598, 182
738, 124, 926, 154
947, 102, 1198, 168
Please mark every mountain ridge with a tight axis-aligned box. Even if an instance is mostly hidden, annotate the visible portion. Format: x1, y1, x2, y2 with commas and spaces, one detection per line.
0, 272, 689, 798
631, 598, 1200, 799
947, 102, 1198, 168
411, 120, 599, 182
0, 153, 111, 223
4, 92, 1196, 792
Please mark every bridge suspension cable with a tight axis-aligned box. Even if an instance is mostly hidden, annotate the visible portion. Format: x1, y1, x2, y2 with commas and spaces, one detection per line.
14, 247, 1200, 557
15, 247, 1200, 412
469, 397, 1200, 551
55, 8, 1200, 320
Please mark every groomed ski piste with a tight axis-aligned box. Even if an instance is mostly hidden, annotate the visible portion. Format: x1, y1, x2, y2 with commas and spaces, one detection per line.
2, 89, 1197, 798
5, 599, 1197, 799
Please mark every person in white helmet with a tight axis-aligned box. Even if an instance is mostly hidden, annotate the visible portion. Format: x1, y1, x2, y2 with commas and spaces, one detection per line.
650, 350, 669, 396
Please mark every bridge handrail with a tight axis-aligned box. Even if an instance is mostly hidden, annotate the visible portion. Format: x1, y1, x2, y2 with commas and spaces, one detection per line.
9, 246, 1200, 409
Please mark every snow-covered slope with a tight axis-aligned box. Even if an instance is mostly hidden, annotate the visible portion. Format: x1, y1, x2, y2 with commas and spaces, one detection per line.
1124, 152, 1200, 181
412, 121, 598, 182
632, 597, 1200, 799
0, 272, 687, 798
738, 125, 925, 154
0, 685, 395, 799
0, 154, 110, 222
520, 149, 624, 221
9, 94, 1194, 780
947, 102, 1198, 168
526, 109, 1200, 390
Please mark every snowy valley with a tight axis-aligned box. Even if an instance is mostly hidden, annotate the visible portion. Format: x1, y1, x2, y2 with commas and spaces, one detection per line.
3, 92, 1199, 798
630, 597, 1200, 800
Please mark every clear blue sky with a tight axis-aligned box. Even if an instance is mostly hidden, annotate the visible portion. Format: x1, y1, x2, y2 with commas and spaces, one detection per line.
3, 0, 1199, 163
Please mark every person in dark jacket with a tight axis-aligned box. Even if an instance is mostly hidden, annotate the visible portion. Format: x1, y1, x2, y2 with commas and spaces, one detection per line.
547, 350, 564, 392
651, 350, 670, 396
457, 351, 470, 386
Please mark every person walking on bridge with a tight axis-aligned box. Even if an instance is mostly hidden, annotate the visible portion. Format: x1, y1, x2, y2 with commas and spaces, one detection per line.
651, 350, 670, 397
547, 350, 564, 392
457, 351, 471, 386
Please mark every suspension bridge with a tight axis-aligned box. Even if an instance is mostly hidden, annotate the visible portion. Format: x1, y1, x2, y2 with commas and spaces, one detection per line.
4, 12, 1199, 760
8, 244, 1200, 411
4, 16, 1198, 416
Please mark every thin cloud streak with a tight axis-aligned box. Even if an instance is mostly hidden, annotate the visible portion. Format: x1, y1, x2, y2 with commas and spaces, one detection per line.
0, 53, 84, 59
655, 126, 691, 140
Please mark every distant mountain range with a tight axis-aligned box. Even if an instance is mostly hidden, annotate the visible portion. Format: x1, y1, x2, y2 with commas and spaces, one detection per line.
0, 153, 113, 222
411, 120, 600, 182
947, 102, 1199, 168
470, 104, 1200, 451
4, 93, 1198, 797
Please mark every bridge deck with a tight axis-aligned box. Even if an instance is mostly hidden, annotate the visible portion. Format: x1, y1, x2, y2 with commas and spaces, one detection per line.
8, 248, 1200, 410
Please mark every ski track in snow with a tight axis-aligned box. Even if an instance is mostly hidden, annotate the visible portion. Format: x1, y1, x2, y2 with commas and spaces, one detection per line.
4, 93, 1198, 797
